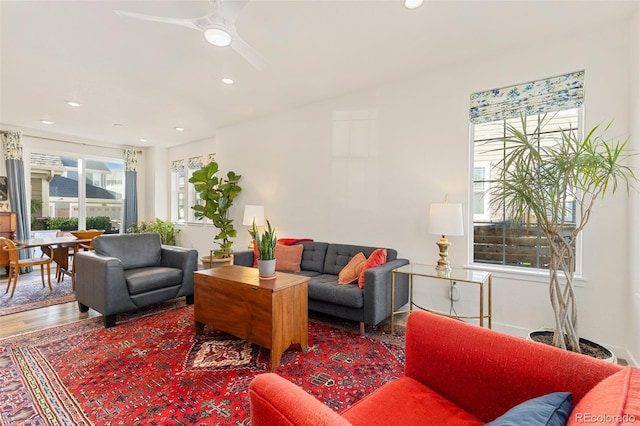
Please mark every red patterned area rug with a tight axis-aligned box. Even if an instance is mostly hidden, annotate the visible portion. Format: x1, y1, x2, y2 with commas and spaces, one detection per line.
0, 269, 75, 316
0, 305, 405, 425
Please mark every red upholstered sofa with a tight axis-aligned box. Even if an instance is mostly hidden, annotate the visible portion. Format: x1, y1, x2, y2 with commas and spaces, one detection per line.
249, 310, 640, 425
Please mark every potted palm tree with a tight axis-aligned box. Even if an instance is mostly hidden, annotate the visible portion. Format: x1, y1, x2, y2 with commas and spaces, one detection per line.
490, 114, 636, 356
189, 158, 242, 268
252, 219, 277, 278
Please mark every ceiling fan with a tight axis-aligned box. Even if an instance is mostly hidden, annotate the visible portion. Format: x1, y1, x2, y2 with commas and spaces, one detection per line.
114, 0, 265, 70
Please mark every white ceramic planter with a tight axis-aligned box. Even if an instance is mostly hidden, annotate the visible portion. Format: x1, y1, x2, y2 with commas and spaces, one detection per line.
527, 330, 617, 364
258, 259, 276, 278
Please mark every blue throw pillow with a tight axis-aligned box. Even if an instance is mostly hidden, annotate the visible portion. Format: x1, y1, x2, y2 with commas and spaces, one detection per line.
485, 392, 573, 426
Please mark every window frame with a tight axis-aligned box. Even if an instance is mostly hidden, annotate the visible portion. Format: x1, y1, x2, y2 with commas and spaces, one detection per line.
170, 160, 186, 224
469, 109, 584, 277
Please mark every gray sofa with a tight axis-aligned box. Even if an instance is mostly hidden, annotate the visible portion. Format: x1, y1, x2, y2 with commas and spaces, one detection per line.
234, 241, 410, 335
75, 233, 198, 327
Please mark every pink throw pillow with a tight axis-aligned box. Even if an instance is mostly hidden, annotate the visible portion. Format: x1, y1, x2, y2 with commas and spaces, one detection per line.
274, 244, 304, 272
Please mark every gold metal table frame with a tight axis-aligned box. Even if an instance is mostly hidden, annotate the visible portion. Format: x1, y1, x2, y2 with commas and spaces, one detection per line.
390, 263, 492, 334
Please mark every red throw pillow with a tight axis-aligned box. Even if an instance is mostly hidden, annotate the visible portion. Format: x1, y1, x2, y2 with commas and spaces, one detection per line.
277, 238, 314, 246
338, 252, 367, 284
274, 244, 304, 272
252, 240, 259, 268
358, 249, 387, 289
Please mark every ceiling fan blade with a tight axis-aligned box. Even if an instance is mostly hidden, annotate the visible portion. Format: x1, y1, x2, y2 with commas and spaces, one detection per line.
218, 0, 250, 23
114, 10, 202, 31
230, 33, 266, 70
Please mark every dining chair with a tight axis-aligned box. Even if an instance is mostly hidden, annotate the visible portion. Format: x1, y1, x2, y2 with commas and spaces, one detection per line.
1, 237, 53, 298
54, 231, 75, 283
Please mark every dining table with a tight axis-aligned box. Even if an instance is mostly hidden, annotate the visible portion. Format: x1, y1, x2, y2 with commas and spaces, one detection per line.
14, 235, 94, 288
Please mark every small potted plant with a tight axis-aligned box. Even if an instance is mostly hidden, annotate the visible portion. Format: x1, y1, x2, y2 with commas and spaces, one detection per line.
253, 219, 277, 278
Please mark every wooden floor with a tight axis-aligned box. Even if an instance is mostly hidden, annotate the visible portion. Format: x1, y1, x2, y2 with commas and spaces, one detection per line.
0, 264, 101, 339
0, 301, 101, 339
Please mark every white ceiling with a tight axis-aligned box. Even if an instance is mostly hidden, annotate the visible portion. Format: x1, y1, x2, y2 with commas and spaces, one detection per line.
1, 0, 637, 148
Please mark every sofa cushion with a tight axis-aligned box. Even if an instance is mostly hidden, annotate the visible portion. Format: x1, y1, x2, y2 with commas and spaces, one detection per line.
295, 270, 322, 278
486, 392, 573, 426
297, 242, 329, 273
338, 252, 367, 284
275, 243, 303, 272
125, 266, 183, 295
323, 244, 375, 275
308, 275, 364, 308
358, 248, 387, 289
94, 233, 162, 270
342, 377, 483, 426
567, 367, 640, 426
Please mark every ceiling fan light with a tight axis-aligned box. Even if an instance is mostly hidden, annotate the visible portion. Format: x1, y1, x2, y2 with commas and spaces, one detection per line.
204, 27, 232, 47
404, 0, 424, 9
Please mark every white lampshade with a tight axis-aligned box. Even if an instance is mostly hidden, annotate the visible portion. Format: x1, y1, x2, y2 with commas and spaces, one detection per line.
243, 205, 265, 227
428, 203, 464, 237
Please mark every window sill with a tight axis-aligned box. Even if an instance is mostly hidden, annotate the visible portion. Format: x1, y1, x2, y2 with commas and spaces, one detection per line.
464, 263, 586, 286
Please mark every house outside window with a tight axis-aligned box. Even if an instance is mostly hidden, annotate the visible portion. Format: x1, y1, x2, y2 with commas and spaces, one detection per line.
472, 162, 490, 221
30, 153, 123, 232
470, 71, 584, 272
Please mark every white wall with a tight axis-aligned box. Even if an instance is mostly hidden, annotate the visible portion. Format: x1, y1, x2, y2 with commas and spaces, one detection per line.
184, 18, 635, 359
141, 146, 166, 223
628, 5, 640, 366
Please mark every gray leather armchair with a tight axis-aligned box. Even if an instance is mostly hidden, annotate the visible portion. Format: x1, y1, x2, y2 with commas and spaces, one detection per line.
75, 233, 198, 327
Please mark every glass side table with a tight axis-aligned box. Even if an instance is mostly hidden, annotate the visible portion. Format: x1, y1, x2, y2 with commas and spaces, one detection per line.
390, 264, 492, 334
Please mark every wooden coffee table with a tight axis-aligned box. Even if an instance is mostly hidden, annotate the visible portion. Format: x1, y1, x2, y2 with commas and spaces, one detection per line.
194, 265, 309, 369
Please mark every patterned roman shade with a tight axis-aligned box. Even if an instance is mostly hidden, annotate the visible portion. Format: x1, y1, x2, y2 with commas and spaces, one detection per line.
470, 71, 584, 124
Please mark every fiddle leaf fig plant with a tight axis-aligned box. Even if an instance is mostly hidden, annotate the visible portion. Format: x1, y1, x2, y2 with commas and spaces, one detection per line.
490, 114, 636, 353
189, 159, 242, 258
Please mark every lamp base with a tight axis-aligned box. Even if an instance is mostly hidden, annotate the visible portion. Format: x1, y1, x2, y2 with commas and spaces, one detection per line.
435, 236, 452, 275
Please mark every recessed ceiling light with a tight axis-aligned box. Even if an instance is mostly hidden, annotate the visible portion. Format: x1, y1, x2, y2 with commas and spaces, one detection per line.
404, 0, 423, 9
66, 101, 81, 107
41, 119, 54, 125
175, 127, 185, 132
139, 138, 148, 143
221, 77, 234, 85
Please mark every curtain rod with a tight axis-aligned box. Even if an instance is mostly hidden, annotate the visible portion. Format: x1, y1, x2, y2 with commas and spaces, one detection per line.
20, 132, 143, 153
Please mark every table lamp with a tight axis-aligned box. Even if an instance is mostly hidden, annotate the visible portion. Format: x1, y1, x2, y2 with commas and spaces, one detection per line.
243, 205, 265, 248
428, 202, 464, 274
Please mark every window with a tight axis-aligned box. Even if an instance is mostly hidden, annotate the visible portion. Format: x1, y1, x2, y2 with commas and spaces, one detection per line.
470, 72, 584, 271
472, 162, 490, 221
171, 160, 186, 223
170, 154, 215, 224
187, 156, 205, 223
30, 153, 124, 232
